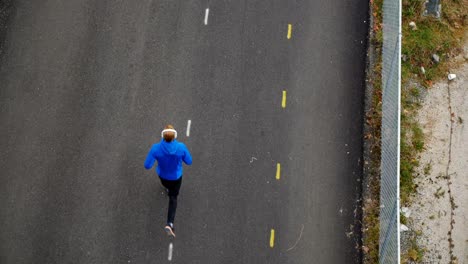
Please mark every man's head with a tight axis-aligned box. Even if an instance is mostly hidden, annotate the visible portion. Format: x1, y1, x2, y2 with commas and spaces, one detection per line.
161, 125, 177, 142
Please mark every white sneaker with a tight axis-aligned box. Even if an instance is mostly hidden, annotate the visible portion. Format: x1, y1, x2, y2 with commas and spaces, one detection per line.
164, 225, 176, 237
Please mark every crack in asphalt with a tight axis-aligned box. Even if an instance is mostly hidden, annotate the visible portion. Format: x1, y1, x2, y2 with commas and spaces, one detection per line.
445, 81, 457, 263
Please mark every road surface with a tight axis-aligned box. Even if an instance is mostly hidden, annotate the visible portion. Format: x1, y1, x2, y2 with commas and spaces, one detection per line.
0, 1, 368, 263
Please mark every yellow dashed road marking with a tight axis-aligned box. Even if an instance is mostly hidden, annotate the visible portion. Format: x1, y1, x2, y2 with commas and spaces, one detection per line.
282, 90, 287, 108
287, 24, 292, 39
276, 163, 281, 180
270, 229, 275, 248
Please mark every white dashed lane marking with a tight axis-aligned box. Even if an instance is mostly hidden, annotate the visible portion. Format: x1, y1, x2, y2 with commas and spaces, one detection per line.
204, 8, 209, 25
186, 119, 191, 137
168, 243, 173, 261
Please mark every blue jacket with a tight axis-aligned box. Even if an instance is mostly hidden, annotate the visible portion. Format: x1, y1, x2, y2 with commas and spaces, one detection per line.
144, 139, 192, 180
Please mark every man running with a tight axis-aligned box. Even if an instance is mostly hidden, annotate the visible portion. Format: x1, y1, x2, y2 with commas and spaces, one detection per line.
144, 125, 192, 237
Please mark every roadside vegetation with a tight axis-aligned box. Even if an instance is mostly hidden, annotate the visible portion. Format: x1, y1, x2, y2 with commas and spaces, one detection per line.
363, 0, 466, 262
400, 0, 466, 206
362, 0, 383, 263
400, 0, 467, 262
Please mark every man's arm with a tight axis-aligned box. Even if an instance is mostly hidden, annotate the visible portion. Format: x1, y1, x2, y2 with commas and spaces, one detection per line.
144, 146, 156, 169
182, 144, 192, 165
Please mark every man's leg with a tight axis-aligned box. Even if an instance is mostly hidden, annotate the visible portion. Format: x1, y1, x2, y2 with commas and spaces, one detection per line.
167, 195, 177, 225
167, 177, 182, 226
160, 177, 182, 237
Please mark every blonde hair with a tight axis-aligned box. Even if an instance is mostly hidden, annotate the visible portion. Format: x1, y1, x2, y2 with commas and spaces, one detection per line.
163, 125, 175, 142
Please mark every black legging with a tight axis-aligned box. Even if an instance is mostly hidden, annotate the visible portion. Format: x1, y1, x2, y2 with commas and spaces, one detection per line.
160, 177, 182, 226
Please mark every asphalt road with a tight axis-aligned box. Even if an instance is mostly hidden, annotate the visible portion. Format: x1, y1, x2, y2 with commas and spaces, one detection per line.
0, 1, 368, 263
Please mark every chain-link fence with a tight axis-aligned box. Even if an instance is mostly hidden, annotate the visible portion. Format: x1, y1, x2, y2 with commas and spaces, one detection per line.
379, 0, 401, 262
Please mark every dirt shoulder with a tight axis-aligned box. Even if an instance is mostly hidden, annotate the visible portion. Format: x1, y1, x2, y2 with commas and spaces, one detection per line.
405, 35, 468, 263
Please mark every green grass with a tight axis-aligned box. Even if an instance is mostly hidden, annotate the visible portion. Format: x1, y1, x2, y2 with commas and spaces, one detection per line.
402, 19, 457, 83
402, 229, 425, 262
400, 106, 424, 204
412, 125, 424, 151
400, 213, 408, 225
402, 0, 422, 18
409, 86, 420, 98
401, 228, 425, 263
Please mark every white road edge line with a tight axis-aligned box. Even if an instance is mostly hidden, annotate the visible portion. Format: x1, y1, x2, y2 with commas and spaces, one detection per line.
204, 8, 209, 25
168, 243, 173, 261
186, 120, 191, 137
